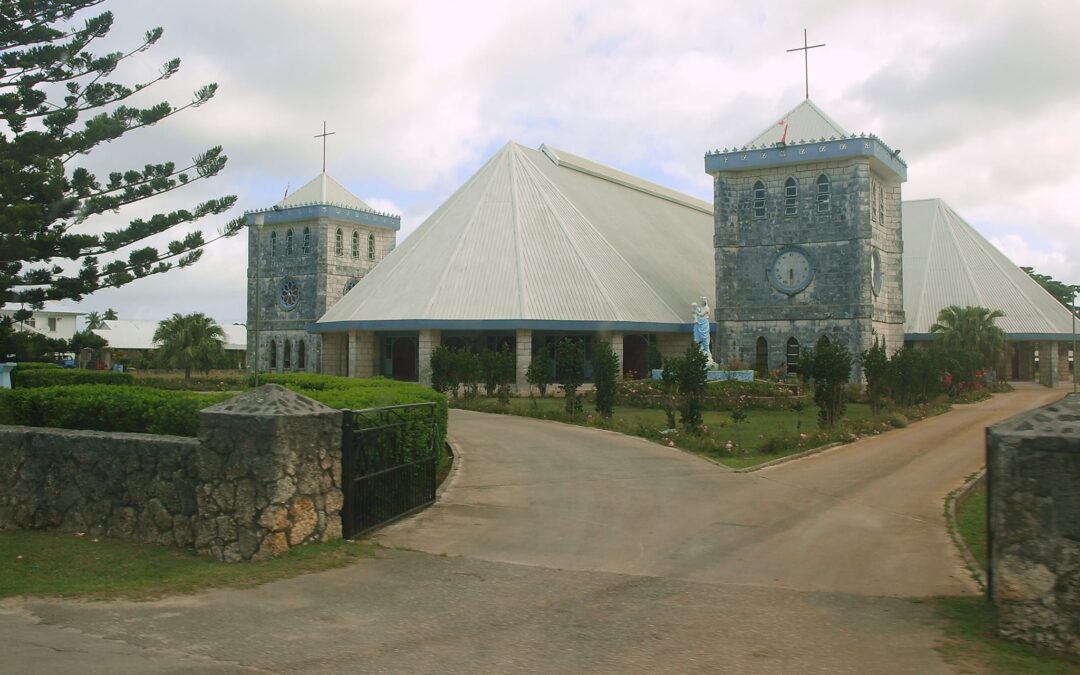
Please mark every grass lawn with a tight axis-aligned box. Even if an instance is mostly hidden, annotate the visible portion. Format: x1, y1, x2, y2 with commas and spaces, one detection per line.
0, 530, 377, 601
457, 395, 876, 469
957, 479, 988, 570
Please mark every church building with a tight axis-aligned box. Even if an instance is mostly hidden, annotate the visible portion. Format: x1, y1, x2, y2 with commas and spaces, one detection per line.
245, 100, 1076, 388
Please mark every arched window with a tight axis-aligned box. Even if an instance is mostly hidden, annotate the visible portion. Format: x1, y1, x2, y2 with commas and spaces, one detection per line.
334, 228, 344, 256
297, 341, 306, 370
753, 180, 766, 218
283, 340, 292, 370
784, 177, 797, 216
871, 179, 879, 223
755, 336, 768, 373
270, 231, 277, 256
367, 233, 375, 260
819, 335, 831, 346
302, 227, 311, 254
786, 337, 800, 374
351, 231, 359, 258
269, 339, 277, 369
816, 174, 831, 213
285, 229, 294, 255
877, 183, 885, 223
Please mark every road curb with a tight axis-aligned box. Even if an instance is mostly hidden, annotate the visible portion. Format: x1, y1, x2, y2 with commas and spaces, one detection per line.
945, 468, 987, 592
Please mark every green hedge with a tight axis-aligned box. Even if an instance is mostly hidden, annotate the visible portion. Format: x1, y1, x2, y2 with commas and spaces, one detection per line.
132, 372, 248, 391
259, 374, 449, 458
14, 368, 134, 388
616, 378, 797, 411
0, 385, 230, 436
9, 362, 59, 388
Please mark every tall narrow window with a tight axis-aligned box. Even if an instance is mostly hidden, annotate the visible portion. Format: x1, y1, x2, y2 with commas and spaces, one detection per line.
270, 231, 277, 256
367, 233, 375, 260
786, 337, 800, 374
269, 339, 277, 369
351, 231, 359, 258
784, 177, 797, 216
870, 179, 879, 223
877, 184, 885, 223
283, 340, 292, 370
816, 174, 831, 213
753, 180, 766, 218
297, 341, 306, 370
285, 229, 294, 255
302, 227, 311, 254
334, 228, 343, 256
755, 336, 768, 373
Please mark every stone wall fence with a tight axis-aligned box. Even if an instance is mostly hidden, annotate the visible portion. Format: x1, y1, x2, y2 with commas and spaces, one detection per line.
0, 385, 344, 562
987, 392, 1080, 655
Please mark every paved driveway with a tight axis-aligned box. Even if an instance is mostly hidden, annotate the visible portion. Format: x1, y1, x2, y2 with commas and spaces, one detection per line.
1, 384, 1068, 674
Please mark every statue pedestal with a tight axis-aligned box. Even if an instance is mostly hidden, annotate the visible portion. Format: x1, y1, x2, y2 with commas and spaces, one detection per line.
0, 362, 16, 389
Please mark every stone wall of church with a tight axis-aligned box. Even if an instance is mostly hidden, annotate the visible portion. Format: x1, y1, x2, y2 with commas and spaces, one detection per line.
323, 226, 397, 310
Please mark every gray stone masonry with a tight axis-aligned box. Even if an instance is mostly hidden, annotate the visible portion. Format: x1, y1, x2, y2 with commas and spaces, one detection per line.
0, 385, 344, 562
987, 393, 1080, 654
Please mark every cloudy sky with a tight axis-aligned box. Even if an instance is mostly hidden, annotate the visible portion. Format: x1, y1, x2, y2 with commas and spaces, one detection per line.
50, 0, 1080, 325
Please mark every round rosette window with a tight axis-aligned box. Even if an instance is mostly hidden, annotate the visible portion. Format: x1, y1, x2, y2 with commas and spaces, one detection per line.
278, 278, 300, 310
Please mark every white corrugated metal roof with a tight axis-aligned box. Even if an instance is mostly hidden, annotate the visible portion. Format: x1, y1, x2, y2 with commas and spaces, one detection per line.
278, 172, 373, 211
745, 99, 849, 148
317, 141, 715, 329
902, 199, 1075, 337
93, 319, 246, 351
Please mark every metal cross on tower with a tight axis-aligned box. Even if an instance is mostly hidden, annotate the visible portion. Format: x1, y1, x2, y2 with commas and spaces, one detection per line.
786, 29, 826, 100
314, 121, 336, 173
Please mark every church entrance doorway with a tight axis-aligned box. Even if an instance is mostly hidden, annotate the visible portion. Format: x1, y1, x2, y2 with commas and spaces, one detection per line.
381, 334, 418, 381
622, 334, 652, 379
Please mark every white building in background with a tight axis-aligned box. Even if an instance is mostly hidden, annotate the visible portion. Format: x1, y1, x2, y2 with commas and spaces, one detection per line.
0, 303, 82, 342
91, 319, 247, 368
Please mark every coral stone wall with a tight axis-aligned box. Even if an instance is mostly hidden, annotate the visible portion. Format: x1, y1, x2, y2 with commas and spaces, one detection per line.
0, 385, 344, 562
987, 393, 1080, 655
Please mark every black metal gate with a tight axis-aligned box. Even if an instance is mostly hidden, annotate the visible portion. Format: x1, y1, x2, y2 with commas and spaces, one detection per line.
341, 402, 439, 538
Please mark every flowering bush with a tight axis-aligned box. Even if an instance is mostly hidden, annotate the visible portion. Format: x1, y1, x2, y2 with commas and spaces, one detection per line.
616, 378, 796, 411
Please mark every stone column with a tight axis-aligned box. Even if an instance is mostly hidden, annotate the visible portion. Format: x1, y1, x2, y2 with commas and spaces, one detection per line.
515, 328, 532, 392
418, 329, 440, 387
347, 331, 358, 379
355, 331, 376, 378
197, 385, 343, 562
595, 330, 624, 380
1041, 342, 1059, 387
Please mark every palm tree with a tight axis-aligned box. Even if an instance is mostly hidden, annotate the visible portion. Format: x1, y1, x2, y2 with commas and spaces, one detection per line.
102, 308, 118, 321
153, 313, 226, 379
85, 312, 104, 329
930, 305, 1007, 367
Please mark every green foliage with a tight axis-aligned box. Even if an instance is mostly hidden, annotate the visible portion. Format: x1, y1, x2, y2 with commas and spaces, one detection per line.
555, 338, 585, 416
646, 341, 663, 371
477, 347, 514, 401
0, 318, 68, 361
1020, 266, 1080, 314
930, 305, 1007, 371
591, 342, 619, 418
13, 367, 132, 388
676, 343, 708, 430
891, 347, 938, 405
861, 337, 892, 415
429, 345, 455, 396
85, 312, 104, 330
131, 371, 247, 391
70, 328, 108, 352
1, 2, 242, 317
525, 348, 552, 397
801, 336, 853, 428
152, 313, 226, 379
0, 385, 228, 436
616, 377, 794, 411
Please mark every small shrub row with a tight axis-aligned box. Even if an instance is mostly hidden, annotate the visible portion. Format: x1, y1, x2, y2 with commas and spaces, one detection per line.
133, 371, 248, 391
0, 385, 230, 436
616, 378, 796, 411
13, 368, 134, 388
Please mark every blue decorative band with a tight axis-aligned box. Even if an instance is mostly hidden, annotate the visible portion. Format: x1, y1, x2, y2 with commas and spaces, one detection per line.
705, 137, 907, 181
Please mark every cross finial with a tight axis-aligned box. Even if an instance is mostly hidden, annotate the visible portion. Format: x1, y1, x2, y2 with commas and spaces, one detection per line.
314, 121, 336, 173
786, 29, 826, 100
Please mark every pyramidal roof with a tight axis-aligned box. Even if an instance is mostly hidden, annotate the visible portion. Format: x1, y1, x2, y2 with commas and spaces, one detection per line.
902, 199, 1076, 337
277, 172, 373, 212
744, 99, 849, 148
316, 142, 715, 331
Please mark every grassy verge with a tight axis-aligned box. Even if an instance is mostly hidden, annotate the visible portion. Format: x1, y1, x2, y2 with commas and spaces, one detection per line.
934, 597, 1080, 674
957, 479, 988, 570
0, 530, 377, 601
453, 395, 951, 469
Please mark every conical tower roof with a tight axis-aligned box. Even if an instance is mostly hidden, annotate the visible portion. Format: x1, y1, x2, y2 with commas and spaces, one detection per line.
278, 172, 373, 212
902, 199, 1076, 337
744, 99, 849, 148
316, 142, 715, 331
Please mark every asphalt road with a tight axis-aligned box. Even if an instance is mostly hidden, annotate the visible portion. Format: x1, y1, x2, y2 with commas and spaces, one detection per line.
1, 383, 1068, 674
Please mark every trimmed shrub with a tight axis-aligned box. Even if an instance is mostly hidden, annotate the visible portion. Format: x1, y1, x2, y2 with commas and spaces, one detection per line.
0, 385, 229, 436
676, 343, 708, 430
555, 338, 585, 416
14, 368, 134, 388
132, 372, 248, 391
525, 348, 552, 397
592, 342, 619, 418
800, 336, 854, 428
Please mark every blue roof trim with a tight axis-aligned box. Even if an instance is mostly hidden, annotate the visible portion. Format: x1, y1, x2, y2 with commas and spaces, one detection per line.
245, 204, 400, 230
309, 319, 712, 334
705, 137, 907, 181
906, 332, 1075, 342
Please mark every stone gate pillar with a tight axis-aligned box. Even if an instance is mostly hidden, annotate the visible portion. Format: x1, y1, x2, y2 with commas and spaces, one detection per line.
197, 385, 343, 561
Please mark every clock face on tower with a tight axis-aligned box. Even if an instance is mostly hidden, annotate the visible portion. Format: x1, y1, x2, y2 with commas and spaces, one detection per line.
769, 248, 814, 294
870, 249, 883, 296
